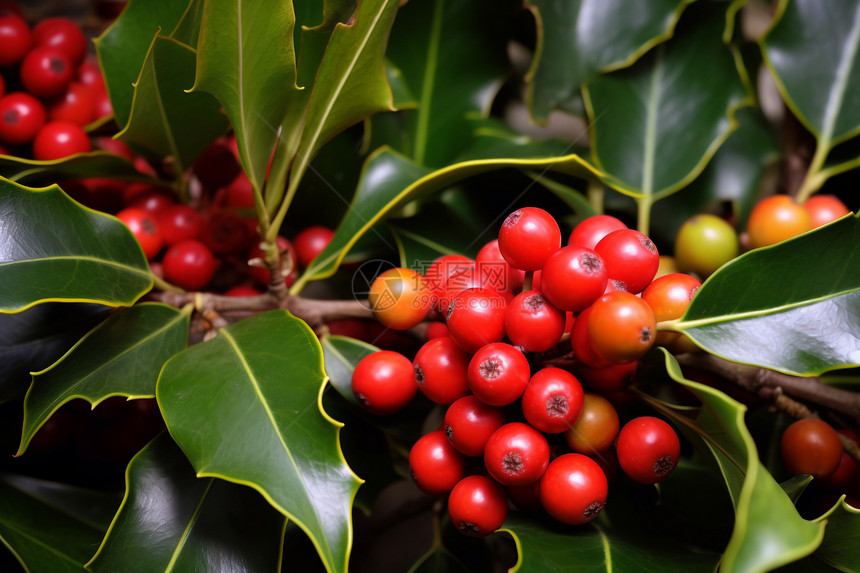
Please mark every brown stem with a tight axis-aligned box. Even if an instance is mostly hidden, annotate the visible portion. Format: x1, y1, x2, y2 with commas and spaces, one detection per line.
151, 291, 374, 329
676, 353, 860, 422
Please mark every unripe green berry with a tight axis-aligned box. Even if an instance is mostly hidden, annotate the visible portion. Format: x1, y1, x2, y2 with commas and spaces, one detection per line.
673, 214, 738, 278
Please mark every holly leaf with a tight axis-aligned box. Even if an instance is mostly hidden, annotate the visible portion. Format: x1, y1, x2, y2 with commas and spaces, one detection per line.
190, 0, 298, 196
583, 1, 749, 226
18, 303, 191, 455
676, 213, 860, 376
649, 106, 781, 247
379, 0, 517, 167
0, 151, 158, 187
87, 434, 287, 572
0, 303, 111, 402
294, 147, 602, 291
0, 473, 120, 573
762, 0, 860, 158
94, 0, 193, 127
321, 334, 379, 406
0, 180, 153, 313
284, 0, 399, 215
525, 0, 694, 122
637, 351, 826, 572
116, 34, 229, 177
156, 310, 361, 573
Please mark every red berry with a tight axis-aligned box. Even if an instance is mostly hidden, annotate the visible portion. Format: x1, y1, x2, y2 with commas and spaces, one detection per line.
540, 453, 608, 525
504, 290, 565, 352
0, 13, 31, 67
47, 82, 96, 126
350, 350, 416, 415
616, 416, 680, 484
484, 422, 550, 486
804, 194, 851, 228
497, 207, 561, 271
20, 46, 75, 99
201, 210, 255, 255
0, 92, 46, 145
476, 238, 525, 293
443, 395, 506, 457
447, 475, 508, 537
539, 245, 608, 311
568, 214, 627, 250
467, 342, 530, 406
587, 291, 656, 364
32, 121, 91, 160
157, 204, 204, 245
162, 239, 217, 291
594, 229, 659, 294
193, 138, 241, 189
116, 207, 163, 260
564, 393, 620, 454
780, 418, 843, 480
222, 171, 255, 209
293, 225, 335, 268
412, 336, 470, 405
521, 367, 584, 434
445, 287, 507, 354
423, 254, 474, 312
32, 17, 88, 66
409, 429, 468, 495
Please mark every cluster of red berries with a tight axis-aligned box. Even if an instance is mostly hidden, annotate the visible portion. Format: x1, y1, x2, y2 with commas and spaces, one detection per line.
67, 134, 333, 294
353, 207, 692, 536
0, 3, 112, 159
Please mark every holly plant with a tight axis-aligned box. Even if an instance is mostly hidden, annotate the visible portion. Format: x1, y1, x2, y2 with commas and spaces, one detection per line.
2, 0, 860, 572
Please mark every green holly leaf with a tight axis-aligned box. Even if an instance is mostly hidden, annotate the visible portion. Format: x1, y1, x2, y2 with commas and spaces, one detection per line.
676, 213, 860, 376
0, 151, 158, 188
583, 1, 749, 231
94, 0, 193, 127
762, 0, 860, 199
294, 147, 602, 291
379, 0, 517, 167
19, 303, 191, 455
190, 0, 298, 197
0, 303, 111, 402
87, 434, 287, 572
525, 0, 694, 122
0, 473, 120, 573
0, 180, 153, 313
157, 310, 361, 573
649, 106, 781, 247
116, 34, 229, 178
644, 351, 826, 572
281, 0, 399, 220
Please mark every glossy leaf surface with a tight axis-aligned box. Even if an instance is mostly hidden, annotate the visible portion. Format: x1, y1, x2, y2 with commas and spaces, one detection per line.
647, 351, 826, 572
650, 106, 780, 246
678, 214, 860, 375
0, 181, 153, 312
584, 2, 748, 205
94, 0, 193, 127
0, 152, 157, 187
117, 35, 228, 176
191, 0, 297, 194
0, 303, 111, 402
763, 0, 860, 146
526, 0, 693, 121
157, 310, 360, 573
19, 303, 190, 455
0, 473, 120, 573
87, 434, 287, 572
383, 0, 515, 167
298, 0, 398, 159
295, 147, 601, 289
